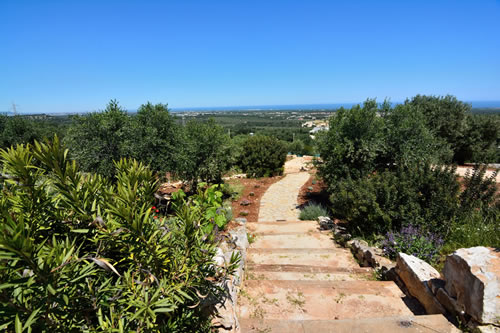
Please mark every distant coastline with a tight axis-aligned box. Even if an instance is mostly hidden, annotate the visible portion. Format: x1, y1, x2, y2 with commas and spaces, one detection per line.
2, 101, 500, 116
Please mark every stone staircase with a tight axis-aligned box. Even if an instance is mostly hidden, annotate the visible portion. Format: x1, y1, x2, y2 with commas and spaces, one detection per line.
237, 220, 459, 333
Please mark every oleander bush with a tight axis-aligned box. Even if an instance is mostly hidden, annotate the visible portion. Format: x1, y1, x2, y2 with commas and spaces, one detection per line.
0, 137, 239, 332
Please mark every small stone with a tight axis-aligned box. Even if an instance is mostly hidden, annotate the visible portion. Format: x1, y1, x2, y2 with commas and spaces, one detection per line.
240, 199, 251, 206
249, 192, 255, 196
235, 217, 247, 224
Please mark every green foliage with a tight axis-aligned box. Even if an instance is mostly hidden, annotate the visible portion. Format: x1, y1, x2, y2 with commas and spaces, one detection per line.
130, 102, 181, 174
227, 134, 249, 171
223, 181, 244, 201
64, 100, 133, 178
65, 102, 233, 183
382, 104, 451, 167
177, 119, 231, 187
240, 135, 288, 177
444, 209, 500, 252
443, 165, 500, 252
405, 95, 470, 163
455, 114, 500, 163
329, 165, 460, 237
0, 137, 238, 332
172, 183, 230, 235
316, 100, 387, 186
299, 203, 329, 221
287, 139, 314, 156
0, 115, 40, 148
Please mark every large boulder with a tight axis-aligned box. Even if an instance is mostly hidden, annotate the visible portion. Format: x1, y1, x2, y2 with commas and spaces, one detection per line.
443, 247, 500, 325
396, 253, 446, 314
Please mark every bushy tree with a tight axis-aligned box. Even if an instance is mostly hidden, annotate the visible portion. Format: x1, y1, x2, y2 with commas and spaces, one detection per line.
405, 95, 469, 163
177, 119, 231, 187
64, 100, 133, 178
382, 104, 451, 168
240, 135, 288, 177
130, 102, 180, 174
455, 114, 500, 163
0, 115, 40, 148
315, 99, 387, 187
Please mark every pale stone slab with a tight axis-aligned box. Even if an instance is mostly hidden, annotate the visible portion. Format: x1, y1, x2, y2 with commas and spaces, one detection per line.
443, 247, 500, 325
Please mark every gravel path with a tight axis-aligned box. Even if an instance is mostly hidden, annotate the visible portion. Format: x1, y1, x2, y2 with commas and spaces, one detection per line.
258, 157, 311, 222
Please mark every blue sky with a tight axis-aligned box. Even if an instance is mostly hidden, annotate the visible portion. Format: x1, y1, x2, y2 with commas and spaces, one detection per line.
1, 0, 499, 113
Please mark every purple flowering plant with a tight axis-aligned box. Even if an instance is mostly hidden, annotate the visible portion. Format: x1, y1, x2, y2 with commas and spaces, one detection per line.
382, 224, 443, 265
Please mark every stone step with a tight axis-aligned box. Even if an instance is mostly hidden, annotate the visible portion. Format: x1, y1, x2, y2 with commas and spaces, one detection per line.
250, 232, 334, 249
238, 280, 413, 320
245, 269, 372, 281
247, 248, 361, 269
240, 315, 460, 333
247, 220, 320, 234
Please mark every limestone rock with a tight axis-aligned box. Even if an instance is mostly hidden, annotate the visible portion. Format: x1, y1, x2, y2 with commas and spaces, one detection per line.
476, 324, 500, 333
396, 253, 446, 314
214, 247, 225, 267
443, 247, 500, 325
229, 226, 249, 252
318, 216, 334, 230
234, 217, 247, 224
435, 288, 462, 317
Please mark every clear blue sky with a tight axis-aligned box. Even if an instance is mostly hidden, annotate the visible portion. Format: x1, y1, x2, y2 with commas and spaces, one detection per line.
1, 0, 499, 113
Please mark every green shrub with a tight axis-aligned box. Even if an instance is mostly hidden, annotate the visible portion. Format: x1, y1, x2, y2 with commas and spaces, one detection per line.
330, 165, 460, 237
172, 182, 230, 234
0, 137, 239, 332
299, 203, 329, 221
240, 135, 288, 177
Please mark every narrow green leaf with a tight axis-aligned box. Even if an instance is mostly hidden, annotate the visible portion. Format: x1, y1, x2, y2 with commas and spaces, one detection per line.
47, 284, 56, 295
15, 314, 22, 333
70, 229, 89, 233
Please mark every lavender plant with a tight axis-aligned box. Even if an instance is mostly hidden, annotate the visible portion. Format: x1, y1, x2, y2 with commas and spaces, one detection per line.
382, 224, 443, 264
